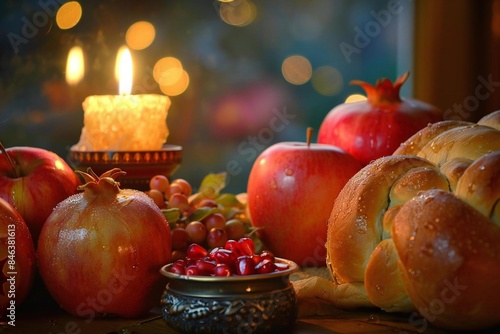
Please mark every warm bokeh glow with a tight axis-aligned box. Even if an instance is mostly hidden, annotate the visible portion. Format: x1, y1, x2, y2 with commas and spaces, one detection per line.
281, 55, 312, 85
345, 94, 367, 103
153, 57, 183, 86
219, 0, 256, 27
56, 1, 82, 30
116, 47, 133, 95
126, 21, 156, 50
311, 66, 343, 96
159, 69, 190, 96
65, 46, 84, 86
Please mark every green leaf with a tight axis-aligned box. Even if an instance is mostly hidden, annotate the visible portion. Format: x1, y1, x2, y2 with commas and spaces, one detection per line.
188, 206, 220, 222
162, 208, 181, 224
215, 193, 244, 208
219, 206, 244, 220
190, 172, 227, 204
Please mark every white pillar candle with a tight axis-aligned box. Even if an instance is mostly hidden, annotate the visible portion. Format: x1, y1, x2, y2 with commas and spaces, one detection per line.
72, 94, 170, 151
72, 46, 172, 152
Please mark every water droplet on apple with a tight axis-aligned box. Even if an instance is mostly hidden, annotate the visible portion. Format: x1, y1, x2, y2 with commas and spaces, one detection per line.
285, 168, 293, 176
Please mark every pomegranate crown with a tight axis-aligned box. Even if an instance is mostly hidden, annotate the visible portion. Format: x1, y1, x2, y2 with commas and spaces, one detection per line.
350, 72, 409, 105
76, 168, 126, 196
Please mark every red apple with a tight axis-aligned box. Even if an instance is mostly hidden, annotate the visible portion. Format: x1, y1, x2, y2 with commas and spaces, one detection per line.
247, 129, 362, 266
0, 145, 81, 243
0, 197, 36, 319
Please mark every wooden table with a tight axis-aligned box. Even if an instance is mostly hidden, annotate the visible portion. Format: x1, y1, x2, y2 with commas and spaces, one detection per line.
6, 302, 451, 334
4, 273, 498, 334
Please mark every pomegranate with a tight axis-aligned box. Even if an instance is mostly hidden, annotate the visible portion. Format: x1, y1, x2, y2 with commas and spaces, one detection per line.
318, 72, 442, 165
37, 168, 171, 318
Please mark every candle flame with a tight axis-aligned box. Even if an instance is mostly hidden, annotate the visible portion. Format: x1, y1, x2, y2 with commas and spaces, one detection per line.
116, 46, 133, 94
66, 46, 84, 86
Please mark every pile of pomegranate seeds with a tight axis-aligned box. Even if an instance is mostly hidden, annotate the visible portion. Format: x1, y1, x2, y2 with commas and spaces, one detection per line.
168, 237, 289, 276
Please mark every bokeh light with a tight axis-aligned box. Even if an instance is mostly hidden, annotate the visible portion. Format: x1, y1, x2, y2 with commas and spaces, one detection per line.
345, 94, 367, 103
218, 0, 256, 27
153, 57, 183, 86
65, 46, 84, 85
56, 1, 82, 30
153, 57, 189, 96
159, 69, 190, 96
126, 21, 156, 50
281, 55, 312, 85
311, 66, 343, 96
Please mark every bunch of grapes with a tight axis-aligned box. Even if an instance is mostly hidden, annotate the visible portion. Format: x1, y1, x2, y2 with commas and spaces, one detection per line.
146, 174, 255, 261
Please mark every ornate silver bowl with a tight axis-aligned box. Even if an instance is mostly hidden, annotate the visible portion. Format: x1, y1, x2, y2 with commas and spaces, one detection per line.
160, 258, 298, 333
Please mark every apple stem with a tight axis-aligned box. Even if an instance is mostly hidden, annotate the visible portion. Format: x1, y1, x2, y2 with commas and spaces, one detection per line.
0, 142, 18, 178
306, 127, 313, 148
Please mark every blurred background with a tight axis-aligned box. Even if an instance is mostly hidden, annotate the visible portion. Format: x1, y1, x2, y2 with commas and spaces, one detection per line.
0, 0, 498, 193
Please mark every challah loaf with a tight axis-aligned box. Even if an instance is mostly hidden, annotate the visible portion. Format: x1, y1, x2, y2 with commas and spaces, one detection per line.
294, 110, 500, 331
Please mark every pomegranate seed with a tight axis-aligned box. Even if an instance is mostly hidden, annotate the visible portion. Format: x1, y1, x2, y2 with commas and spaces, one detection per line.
209, 248, 237, 265
235, 255, 255, 276
260, 250, 275, 262
187, 243, 208, 259
170, 263, 186, 275
255, 259, 276, 274
238, 237, 255, 256
251, 254, 262, 265
214, 264, 232, 276
196, 259, 216, 276
185, 265, 199, 276
224, 240, 242, 256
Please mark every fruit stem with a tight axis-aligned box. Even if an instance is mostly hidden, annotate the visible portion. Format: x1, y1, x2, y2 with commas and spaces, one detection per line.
0, 142, 18, 178
306, 127, 313, 147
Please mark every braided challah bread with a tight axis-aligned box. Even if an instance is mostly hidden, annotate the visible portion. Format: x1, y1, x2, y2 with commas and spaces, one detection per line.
294, 110, 500, 331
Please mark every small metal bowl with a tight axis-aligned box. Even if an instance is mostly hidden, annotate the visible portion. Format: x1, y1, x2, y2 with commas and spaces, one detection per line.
160, 258, 298, 334
68, 144, 182, 190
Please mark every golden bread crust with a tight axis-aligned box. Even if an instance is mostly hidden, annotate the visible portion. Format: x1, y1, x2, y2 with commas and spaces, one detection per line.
393, 189, 500, 330
326, 155, 435, 284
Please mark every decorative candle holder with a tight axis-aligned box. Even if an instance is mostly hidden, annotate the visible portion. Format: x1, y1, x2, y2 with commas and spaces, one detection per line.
68, 144, 182, 190
69, 92, 181, 190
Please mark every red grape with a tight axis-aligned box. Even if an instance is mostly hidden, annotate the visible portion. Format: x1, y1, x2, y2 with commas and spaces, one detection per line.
171, 227, 189, 250
185, 221, 207, 244
225, 219, 246, 240
203, 213, 226, 231
171, 179, 192, 196
149, 175, 170, 193
168, 193, 189, 214
207, 228, 228, 249
147, 189, 166, 209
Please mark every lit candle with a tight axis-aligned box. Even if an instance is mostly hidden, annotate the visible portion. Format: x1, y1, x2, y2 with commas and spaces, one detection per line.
72, 46, 171, 151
